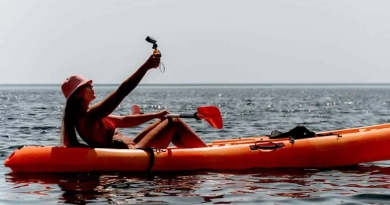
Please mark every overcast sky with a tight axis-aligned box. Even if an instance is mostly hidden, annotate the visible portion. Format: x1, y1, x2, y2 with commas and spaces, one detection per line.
1, 0, 390, 84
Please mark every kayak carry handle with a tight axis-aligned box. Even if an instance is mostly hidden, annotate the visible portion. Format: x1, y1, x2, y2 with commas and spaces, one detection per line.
250, 141, 285, 150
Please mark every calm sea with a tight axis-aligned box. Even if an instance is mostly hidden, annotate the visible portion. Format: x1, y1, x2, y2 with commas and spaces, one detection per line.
1, 84, 390, 205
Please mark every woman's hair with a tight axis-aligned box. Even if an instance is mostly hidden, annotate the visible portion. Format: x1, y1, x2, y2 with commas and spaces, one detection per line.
60, 90, 84, 147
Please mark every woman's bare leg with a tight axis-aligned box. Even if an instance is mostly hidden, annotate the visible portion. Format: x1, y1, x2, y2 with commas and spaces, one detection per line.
135, 118, 207, 149
171, 118, 207, 148
132, 119, 163, 144
129, 105, 159, 144
135, 118, 177, 148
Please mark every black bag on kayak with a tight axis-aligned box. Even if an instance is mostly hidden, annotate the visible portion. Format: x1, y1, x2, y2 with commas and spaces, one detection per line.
269, 125, 316, 139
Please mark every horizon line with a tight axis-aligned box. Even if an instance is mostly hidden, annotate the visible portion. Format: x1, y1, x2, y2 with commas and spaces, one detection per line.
2, 83, 390, 86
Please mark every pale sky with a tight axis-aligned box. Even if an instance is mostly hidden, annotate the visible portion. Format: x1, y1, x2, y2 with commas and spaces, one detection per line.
1, 0, 390, 84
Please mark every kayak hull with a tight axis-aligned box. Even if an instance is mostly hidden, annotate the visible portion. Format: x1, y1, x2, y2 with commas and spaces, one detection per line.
5, 123, 390, 173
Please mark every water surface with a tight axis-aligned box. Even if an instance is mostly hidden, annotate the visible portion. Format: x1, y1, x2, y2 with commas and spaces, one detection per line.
1, 84, 390, 204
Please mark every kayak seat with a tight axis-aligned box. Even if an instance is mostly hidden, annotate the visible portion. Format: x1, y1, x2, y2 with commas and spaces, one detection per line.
110, 140, 129, 149
70, 140, 129, 149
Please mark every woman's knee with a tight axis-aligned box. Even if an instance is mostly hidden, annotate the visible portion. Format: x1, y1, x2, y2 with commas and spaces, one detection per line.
154, 118, 165, 124
165, 117, 183, 124
160, 117, 176, 125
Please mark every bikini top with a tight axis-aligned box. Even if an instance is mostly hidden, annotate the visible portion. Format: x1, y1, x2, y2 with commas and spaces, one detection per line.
102, 117, 116, 133
78, 117, 116, 148
101, 117, 116, 141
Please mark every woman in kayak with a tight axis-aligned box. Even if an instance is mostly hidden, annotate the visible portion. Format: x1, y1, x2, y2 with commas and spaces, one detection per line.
60, 53, 207, 149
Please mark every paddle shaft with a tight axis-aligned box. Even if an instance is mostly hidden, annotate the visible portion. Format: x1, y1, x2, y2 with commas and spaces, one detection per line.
164, 105, 223, 129
166, 113, 201, 120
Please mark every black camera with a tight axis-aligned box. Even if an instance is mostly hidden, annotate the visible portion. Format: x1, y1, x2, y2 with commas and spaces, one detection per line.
145, 36, 158, 49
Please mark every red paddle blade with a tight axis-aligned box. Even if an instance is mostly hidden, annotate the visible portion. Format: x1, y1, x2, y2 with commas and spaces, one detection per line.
197, 106, 223, 129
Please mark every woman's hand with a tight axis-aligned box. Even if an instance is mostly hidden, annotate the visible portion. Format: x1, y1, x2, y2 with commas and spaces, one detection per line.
154, 110, 169, 119
143, 53, 161, 70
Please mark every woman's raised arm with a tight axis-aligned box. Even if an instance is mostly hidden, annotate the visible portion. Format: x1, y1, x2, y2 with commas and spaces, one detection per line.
87, 54, 160, 120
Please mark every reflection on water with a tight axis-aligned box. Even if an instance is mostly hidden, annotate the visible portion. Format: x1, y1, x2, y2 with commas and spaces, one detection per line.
4, 165, 390, 204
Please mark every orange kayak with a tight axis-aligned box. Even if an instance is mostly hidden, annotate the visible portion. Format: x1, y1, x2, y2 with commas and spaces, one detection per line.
5, 123, 390, 173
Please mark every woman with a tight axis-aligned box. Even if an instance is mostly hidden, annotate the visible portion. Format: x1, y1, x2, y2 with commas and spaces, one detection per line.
60, 53, 207, 149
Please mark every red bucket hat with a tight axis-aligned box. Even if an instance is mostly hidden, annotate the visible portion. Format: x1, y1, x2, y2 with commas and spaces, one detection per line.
61, 74, 92, 99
